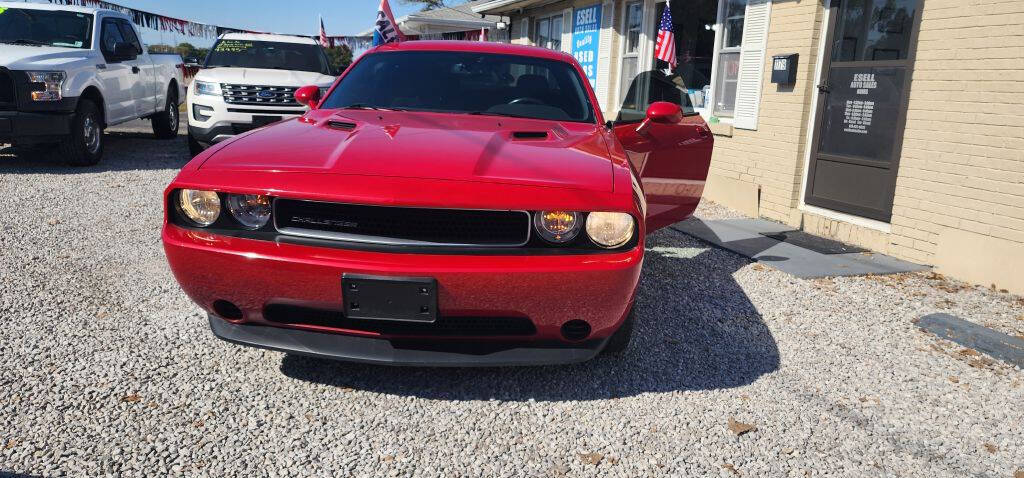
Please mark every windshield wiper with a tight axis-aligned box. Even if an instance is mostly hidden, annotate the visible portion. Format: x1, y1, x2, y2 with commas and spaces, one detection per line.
340, 104, 407, 112
3, 39, 47, 46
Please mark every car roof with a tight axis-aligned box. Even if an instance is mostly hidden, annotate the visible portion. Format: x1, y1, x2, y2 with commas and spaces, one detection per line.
368, 41, 574, 63
220, 33, 320, 45
0, 1, 108, 16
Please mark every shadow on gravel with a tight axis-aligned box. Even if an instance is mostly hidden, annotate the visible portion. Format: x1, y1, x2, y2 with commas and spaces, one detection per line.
280, 228, 779, 401
0, 130, 189, 174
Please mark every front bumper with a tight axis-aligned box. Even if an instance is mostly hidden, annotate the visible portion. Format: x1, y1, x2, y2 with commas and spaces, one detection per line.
0, 109, 74, 143
164, 224, 642, 365
209, 314, 607, 366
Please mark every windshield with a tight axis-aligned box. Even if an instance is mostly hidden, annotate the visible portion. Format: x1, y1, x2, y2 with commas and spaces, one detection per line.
320, 51, 596, 123
205, 39, 331, 74
0, 8, 93, 49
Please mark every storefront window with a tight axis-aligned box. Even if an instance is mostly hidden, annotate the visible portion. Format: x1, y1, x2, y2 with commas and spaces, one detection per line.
714, 0, 745, 117
653, 1, 718, 107
831, 0, 917, 61
534, 14, 562, 51
619, 1, 644, 111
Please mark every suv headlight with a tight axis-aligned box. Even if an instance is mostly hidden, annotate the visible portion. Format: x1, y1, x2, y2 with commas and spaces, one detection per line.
27, 71, 66, 101
194, 80, 222, 96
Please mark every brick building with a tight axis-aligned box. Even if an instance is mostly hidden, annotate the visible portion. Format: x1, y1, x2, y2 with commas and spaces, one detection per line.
473, 0, 1024, 293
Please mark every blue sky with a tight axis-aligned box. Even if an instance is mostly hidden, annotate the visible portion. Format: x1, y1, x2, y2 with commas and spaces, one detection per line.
27, 0, 466, 46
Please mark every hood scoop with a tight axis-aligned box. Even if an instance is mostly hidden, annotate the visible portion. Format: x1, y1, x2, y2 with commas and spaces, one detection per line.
511, 131, 548, 140
327, 120, 357, 131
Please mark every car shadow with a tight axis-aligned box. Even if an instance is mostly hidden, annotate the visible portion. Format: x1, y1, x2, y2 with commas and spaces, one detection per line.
279, 227, 779, 401
0, 124, 190, 174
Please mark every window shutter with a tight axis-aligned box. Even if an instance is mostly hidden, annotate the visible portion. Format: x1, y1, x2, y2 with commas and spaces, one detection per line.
561, 8, 573, 53
596, 2, 614, 112
519, 18, 530, 45
733, 0, 771, 130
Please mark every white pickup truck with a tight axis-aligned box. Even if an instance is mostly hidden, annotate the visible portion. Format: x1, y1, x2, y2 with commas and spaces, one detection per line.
0, 2, 185, 165
186, 33, 336, 156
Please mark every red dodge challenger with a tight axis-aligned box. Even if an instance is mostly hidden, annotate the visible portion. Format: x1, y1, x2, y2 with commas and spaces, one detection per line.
163, 41, 712, 366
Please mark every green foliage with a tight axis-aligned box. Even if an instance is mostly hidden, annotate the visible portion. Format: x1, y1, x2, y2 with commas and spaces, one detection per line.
325, 45, 354, 74
147, 42, 210, 63
401, 0, 446, 11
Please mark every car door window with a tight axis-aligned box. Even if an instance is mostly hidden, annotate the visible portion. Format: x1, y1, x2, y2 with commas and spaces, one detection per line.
616, 70, 696, 123
116, 20, 142, 54
100, 19, 124, 55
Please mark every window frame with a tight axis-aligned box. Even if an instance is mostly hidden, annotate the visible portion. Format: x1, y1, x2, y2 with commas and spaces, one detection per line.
710, 0, 746, 118
614, 0, 648, 117
532, 13, 563, 51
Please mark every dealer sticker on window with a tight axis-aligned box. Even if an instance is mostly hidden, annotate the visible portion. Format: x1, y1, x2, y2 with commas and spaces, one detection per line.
215, 40, 254, 53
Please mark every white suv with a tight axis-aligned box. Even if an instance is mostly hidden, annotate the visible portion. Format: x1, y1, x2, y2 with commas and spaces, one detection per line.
186, 33, 336, 156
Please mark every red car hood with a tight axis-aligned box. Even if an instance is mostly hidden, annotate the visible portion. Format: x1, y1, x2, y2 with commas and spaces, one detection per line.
200, 110, 614, 193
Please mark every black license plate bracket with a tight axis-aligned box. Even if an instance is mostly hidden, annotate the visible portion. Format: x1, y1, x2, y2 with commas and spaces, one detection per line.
342, 274, 438, 322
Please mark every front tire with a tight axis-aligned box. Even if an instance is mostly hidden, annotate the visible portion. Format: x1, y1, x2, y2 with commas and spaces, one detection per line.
602, 307, 635, 355
152, 88, 179, 139
187, 131, 205, 157
59, 99, 103, 166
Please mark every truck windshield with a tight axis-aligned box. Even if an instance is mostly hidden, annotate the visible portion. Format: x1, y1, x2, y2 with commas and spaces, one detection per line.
205, 39, 331, 75
0, 8, 93, 49
320, 51, 596, 124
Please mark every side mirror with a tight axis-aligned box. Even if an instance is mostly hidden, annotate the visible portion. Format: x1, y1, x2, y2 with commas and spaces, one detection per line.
635, 101, 683, 136
646, 101, 683, 124
112, 42, 138, 61
184, 57, 200, 67
294, 85, 322, 110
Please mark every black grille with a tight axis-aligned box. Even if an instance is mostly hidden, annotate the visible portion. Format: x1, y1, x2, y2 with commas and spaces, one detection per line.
263, 304, 536, 336
274, 199, 530, 247
222, 84, 300, 106
0, 69, 15, 110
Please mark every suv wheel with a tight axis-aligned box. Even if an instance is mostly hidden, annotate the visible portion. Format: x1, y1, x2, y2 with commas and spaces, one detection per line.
152, 88, 179, 139
59, 99, 103, 166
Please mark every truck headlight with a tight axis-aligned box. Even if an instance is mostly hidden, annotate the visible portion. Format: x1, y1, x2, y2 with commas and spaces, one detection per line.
194, 81, 222, 96
27, 71, 66, 101
585, 212, 635, 248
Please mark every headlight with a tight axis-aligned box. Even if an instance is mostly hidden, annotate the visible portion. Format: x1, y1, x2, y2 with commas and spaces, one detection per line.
533, 211, 580, 243
27, 71, 66, 101
194, 80, 221, 96
586, 212, 635, 248
178, 189, 221, 226
226, 194, 272, 229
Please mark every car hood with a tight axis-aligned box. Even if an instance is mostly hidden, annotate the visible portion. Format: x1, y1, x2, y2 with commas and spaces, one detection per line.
200, 110, 614, 193
194, 67, 335, 87
0, 44, 96, 70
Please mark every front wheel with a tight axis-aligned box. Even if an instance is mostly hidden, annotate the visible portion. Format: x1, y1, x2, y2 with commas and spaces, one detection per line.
152, 88, 179, 139
59, 98, 103, 166
602, 307, 636, 355
187, 131, 205, 157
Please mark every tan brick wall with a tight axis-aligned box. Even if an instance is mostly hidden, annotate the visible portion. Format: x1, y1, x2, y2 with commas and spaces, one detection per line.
888, 0, 1024, 265
705, 0, 825, 226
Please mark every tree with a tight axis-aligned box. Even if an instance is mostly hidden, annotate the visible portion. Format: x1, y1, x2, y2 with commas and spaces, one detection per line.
325, 45, 354, 73
401, 0, 446, 11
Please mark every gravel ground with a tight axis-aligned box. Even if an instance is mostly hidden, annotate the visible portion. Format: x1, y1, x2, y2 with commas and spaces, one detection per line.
1, 122, 1023, 477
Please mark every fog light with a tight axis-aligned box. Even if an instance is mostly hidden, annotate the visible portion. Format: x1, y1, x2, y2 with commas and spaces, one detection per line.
192, 104, 213, 121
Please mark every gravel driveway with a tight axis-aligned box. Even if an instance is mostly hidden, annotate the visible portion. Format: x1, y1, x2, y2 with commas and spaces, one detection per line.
1, 122, 1022, 477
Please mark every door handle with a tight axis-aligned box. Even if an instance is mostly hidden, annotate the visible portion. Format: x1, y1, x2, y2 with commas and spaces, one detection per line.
817, 83, 831, 94
132, 66, 140, 74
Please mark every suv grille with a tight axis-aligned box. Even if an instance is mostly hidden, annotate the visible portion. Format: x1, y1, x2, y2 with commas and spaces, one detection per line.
0, 69, 15, 110
263, 304, 537, 337
221, 84, 300, 106
274, 199, 531, 247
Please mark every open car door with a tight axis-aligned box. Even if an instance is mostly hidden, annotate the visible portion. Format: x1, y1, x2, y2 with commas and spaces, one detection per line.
613, 72, 713, 232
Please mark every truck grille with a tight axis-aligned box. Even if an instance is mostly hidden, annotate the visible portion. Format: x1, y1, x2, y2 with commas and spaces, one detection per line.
221, 84, 300, 106
0, 69, 15, 110
274, 199, 531, 247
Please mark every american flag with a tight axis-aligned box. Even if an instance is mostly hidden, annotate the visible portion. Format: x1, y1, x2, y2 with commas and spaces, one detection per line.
319, 16, 329, 48
373, 0, 405, 46
655, 2, 677, 68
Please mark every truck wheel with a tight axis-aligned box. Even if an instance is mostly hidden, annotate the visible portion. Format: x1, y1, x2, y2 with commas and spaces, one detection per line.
188, 131, 205, 157
602, 307, 636, 355
152, 88, 179, 139
59, 99, 103, 166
